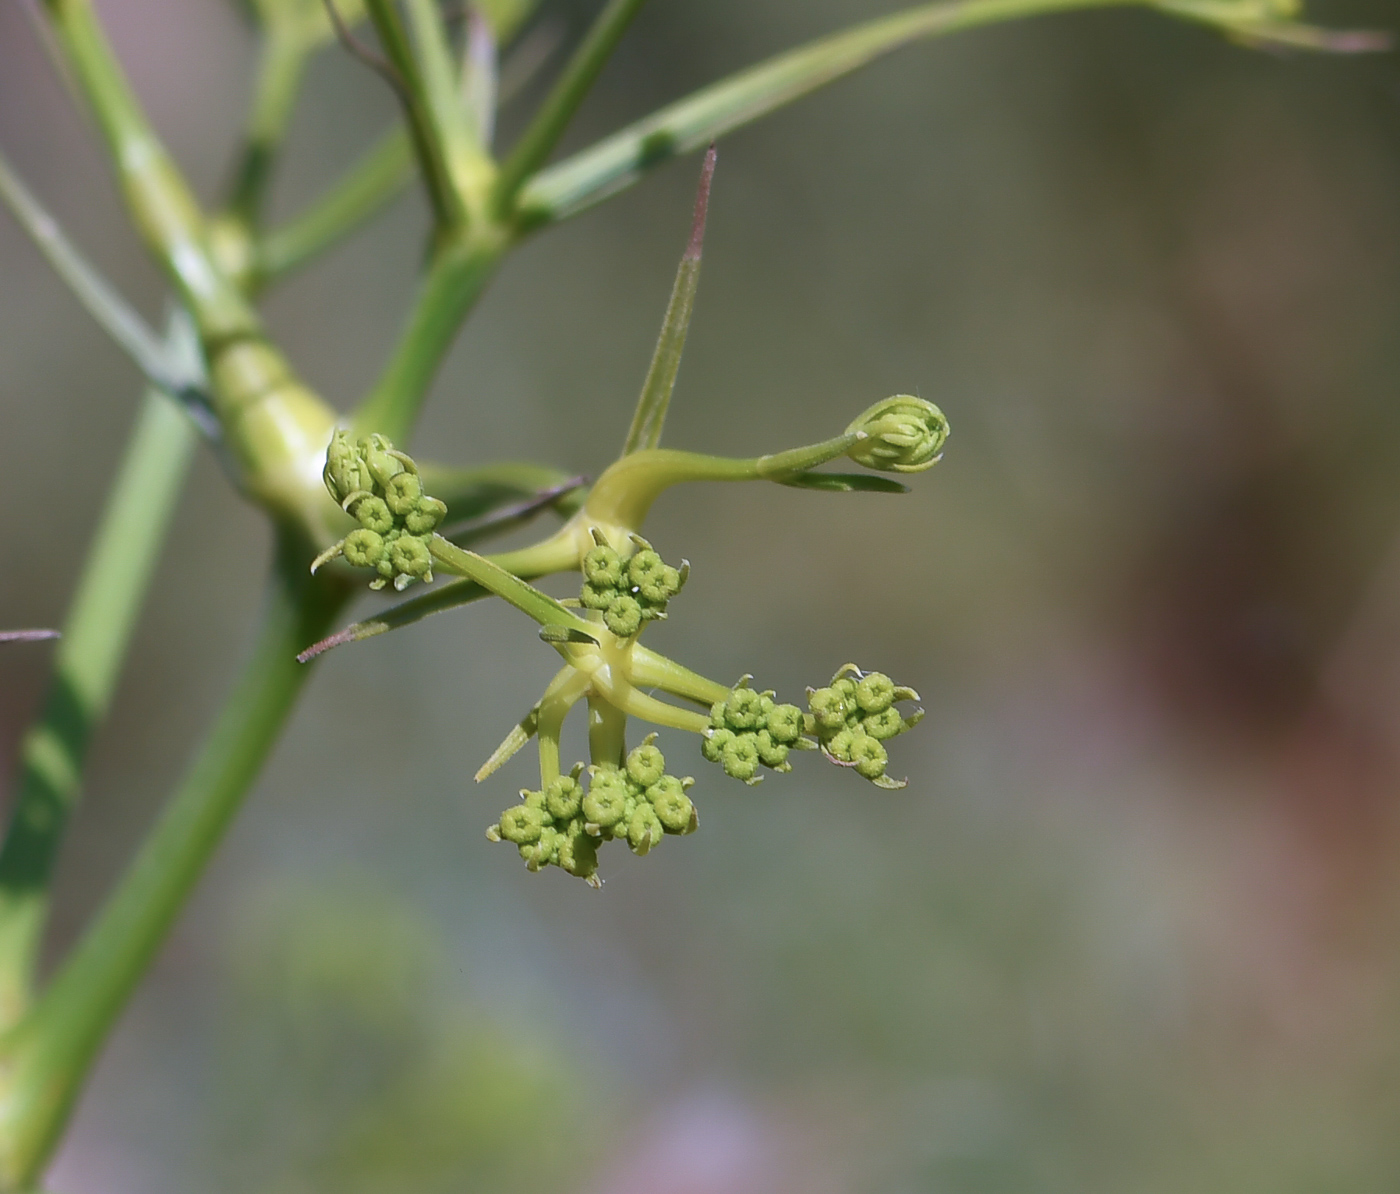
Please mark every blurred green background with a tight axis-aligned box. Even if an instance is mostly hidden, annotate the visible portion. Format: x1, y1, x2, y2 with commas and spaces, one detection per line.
6, 1, 1400, 1190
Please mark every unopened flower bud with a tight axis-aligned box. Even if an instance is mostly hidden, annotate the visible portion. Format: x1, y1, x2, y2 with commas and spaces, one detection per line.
385, 471, 423, 515
583, 545, 623, 588
343, 528, 385, 568
353, 496, 394, 534
766, 703, 805, 744
498, 804, 546, 844
628, 804, 663, 855
545, 775, 583, 820
845, 396, 948, 474
855, 672, 895, 714
702, 727, 735, 763
604, 595, 643, 638
626, 742, 666, 787
725, 687, 765, 731
809, 687, 848, 731
582, 770, 629, 829
404, 496, 447, 534
390, 535, 432, 578
647, 776, 694, 833
848, 733, 888, 779
721, 733, 760, 782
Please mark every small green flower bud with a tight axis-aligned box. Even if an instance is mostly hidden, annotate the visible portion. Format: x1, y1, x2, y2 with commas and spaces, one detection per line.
721, 733, 760, 782
604, 595, 643, 638
385, 471, 423, 515
725, 687, 765, 731
754, 730, 789, 769
353, 495, 394, 534
627, 549, 665, 593
323, 430, 369, 501
627, 804, 663, 855
404, 496, 447, 534
647, 776, 694, 833
766, 704, 805, 744
855, 672, 895, 714
845, 396, 949, 474
648, 565, 683, 604
848, 733, 888, 780
498, 804, 546, 844
580, 583, 616, 611
343, 528, 385, 568
825, 728, 856, 762
582, 770, 629, 829
626, 743, 666, 787
862, 708, 905, 740
390, 535, 432, 579
558, 826, 598, 879
702, 728, 735, 763
809, 687, 849, 732
709, 700, 728, 728
361, 433, 404, 487
583, 545, 624, 588
545, 775, 583, 820
832, 676, 858, 703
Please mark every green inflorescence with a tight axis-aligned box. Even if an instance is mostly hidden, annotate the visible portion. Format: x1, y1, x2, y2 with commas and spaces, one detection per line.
485, 737, 697, 886
805, 664, 923, 789
701, 678, 813, 785
576, 533, 687, 638
314, 430, 448, 591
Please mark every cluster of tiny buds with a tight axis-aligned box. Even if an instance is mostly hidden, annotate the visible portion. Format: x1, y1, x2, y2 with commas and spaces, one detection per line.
807, 664, 923, 789
314, 431, 448, 591
702, 679, 814, 784
486, 737, 697, 886
572, 532, 688, 639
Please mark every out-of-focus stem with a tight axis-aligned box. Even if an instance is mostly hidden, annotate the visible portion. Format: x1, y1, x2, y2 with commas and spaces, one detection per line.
0, 387, 196, 1028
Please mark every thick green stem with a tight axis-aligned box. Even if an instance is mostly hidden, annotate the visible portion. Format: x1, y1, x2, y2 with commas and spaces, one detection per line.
0, 540, 348, 1189
41, 0, 341, 533
0, 390, 196, 1028
584, 434, 860, 529
353, 230, 509, 442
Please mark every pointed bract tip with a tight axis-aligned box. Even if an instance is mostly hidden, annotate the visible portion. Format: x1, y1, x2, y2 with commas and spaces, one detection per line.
685, 144, 718, 261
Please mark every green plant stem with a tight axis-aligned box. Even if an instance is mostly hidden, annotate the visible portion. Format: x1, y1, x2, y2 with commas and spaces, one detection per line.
363, 0, 467, 230
0, 542, 348, 1189
227, 31, 308, 225
402, 0, 496, 218
42, 0, 256, 343
517, 0, 1137, 226
494, 0, 649, 216
255, 130, 415, 281
0, 388, 196, 1029
584, 434, 861, 529
353, 229, 508, 442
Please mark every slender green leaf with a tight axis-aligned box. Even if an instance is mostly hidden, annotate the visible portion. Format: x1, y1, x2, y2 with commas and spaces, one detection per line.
523, 0, 1283, 224
777, 471, 911, 494
621, 145, 715, 456
428, 538, 590, 631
